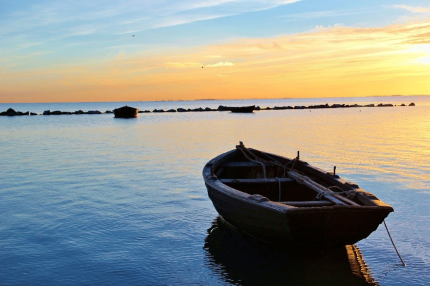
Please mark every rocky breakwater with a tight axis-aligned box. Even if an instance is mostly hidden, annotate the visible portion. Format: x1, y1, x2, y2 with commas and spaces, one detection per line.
0, 108, 38, 116
42, 110, 104, 115
0, 102, 416, 117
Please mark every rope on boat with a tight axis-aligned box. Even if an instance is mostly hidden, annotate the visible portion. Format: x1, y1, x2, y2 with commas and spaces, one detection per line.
236, 142, 295, 178
237, 145, 267, 178
328, 186, 357, 199
384, 220, 407, 267
236, 142, 361, 206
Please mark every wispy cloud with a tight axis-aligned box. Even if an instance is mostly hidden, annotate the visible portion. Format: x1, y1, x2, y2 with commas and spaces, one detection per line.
393, 5, 430, 13
0, 0, 302, 38
281, 8, 372, 20
164, 62, 202, 68
205, 61, 234, 67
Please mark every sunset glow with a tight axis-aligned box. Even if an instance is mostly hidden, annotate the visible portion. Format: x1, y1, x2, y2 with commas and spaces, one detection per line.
1, 1, 430, 103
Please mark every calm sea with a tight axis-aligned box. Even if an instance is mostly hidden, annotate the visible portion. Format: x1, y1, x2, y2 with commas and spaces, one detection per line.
1, 96, 429, 285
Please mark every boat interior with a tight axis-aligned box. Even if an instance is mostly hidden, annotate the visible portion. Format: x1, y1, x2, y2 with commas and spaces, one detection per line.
214, 149, 364, 207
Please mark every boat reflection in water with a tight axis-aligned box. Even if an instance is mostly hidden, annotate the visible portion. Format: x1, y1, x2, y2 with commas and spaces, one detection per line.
204, 216, 377, 286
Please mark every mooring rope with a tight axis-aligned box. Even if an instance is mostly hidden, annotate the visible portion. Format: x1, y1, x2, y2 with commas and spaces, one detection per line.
383, 220, 407, 267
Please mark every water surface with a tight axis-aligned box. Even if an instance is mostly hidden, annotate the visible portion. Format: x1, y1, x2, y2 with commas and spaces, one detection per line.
1, 96, 429, 285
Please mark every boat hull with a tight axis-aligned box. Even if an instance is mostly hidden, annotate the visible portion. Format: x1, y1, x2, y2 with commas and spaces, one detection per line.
113, 106, 138, 118
230, 105, 255, 113
207, 183, 389, 246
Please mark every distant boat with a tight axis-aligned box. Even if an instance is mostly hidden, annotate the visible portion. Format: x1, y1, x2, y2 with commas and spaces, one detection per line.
229, 105, 255, 113
113, 106, 138, 118
202, 142, 394, 247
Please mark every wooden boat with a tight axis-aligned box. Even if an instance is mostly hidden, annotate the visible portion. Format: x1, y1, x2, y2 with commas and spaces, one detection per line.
202, 142, 394, 247
229, 105, 255, 113
113, 106, 138, 118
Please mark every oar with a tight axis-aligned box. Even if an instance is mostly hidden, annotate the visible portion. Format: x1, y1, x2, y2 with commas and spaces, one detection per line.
288, 171, 359, 206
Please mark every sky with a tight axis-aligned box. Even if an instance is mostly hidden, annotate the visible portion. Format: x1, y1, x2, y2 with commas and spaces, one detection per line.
1, 0, 430, 103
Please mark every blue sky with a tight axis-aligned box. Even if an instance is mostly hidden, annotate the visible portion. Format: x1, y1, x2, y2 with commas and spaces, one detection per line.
1, 0, 430, 102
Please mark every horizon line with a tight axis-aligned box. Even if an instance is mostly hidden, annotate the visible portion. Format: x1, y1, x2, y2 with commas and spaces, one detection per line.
1, 94, 428, 105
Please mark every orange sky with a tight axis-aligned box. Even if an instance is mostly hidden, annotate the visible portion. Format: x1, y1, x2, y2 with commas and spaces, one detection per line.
1, 17, 430, 103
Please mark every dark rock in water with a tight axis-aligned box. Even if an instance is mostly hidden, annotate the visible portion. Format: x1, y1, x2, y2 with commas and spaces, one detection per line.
43, 110, 51, 115
331, 104, 344, 108
192, 107, 204, 112
177, 108, 188, 112
30, 112, 38, 115
255, 106, 260, 110
294, 106, 305, 109
88, 110, 101, 114
409, 102, 415, 106
274, 106, 287, 110
105, 110, 113, 113
400, 103, 406, 106
153, 109, 165, 113
286, 106, 293, 109
51, 110, 63, 115
218, 105, 230, 111
7, 108, 17, 116
63, 111, 72, 115
377, 103, 393, 107
365, 104, 375, 107
143, 110, 151, 113
204, 107, 214, 111
166, 109, 176, 112
265, 107, 272, 110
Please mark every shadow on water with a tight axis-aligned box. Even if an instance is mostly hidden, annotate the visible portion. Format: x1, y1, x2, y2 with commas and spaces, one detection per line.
204, 216, 377, 286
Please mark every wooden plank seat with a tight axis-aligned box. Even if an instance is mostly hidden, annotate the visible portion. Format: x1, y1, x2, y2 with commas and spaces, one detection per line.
281, 200, 334, 207
219, 178, 294, 184
221, 162, 277, 168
